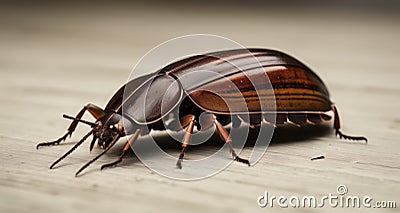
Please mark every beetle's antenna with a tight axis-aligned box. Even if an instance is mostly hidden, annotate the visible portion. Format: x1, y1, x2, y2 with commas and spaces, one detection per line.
49, 130, 93, 169
89, 136, 98, 152
63, 114, 96, 127
75, 135, 121, 177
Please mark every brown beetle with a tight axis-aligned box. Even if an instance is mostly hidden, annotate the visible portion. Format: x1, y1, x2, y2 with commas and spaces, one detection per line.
37, 48, 367, 176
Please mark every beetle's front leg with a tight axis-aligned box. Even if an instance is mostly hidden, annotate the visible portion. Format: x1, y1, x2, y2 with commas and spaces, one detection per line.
215, 119, 250, 166
36, 103, 105, 149
100, 129, 141, 170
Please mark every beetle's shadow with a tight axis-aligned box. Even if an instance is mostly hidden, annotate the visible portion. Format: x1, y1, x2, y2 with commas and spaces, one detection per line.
106, 124, 332, 166
248, 124, 332, 146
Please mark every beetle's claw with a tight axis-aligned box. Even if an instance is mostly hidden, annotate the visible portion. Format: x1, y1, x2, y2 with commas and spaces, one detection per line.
231, 151, 250, 166
176, 159, 183, 169
101, 159, 121, 170
335, 129, 368, 143
36, 141, 59, 149
36, 140, 61, 149
36, 132, 70, 149
234, 156, 251, 166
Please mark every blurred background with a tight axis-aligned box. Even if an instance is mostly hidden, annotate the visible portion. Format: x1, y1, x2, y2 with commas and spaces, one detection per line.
1, 0, 399, 102
1, 1, 399, 213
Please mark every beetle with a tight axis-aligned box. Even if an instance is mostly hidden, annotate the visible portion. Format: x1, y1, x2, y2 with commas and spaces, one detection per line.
36, 48, 367, 176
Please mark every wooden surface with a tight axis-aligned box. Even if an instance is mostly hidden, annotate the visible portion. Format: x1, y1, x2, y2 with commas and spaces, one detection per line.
1, 3, 399, 213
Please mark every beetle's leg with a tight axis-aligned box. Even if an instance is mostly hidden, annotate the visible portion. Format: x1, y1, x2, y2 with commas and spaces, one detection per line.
215, 119, 250, 166
332, 105, 367, 143
75, 135, 121, 177
36, 103, 105, 149
176, 115, 196, 169
100, 129, 141, 170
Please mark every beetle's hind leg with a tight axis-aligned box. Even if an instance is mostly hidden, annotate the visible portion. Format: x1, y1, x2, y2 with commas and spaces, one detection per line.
332, 105, 367, 143
176, 115, 196, 169
36, 103, 105, 149
215, 119, 250, 166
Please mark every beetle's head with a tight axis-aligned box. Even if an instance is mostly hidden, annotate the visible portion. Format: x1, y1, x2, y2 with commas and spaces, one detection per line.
93, 113, 125, 149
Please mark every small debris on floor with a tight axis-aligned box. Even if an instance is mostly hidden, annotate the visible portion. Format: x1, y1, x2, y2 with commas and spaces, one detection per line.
311, 155, 325, 161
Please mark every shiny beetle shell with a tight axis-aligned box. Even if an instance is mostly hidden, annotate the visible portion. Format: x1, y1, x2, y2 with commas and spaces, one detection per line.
113, 48, 331, 126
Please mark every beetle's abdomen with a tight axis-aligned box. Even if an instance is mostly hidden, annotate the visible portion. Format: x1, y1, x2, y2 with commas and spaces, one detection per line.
188, 65, 331, 114
268, 66, 331, 112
